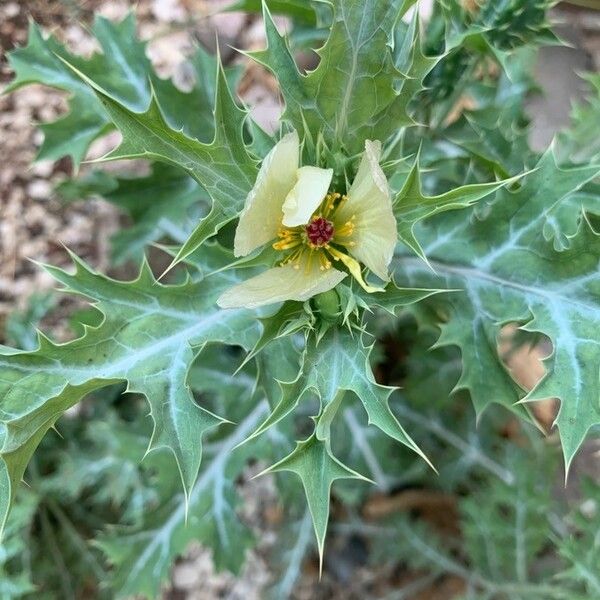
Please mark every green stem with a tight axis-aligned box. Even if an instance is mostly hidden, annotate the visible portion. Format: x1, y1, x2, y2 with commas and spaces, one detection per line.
343, 407, 390, 491
45, 500, 106, 581
38, 507, 75, 600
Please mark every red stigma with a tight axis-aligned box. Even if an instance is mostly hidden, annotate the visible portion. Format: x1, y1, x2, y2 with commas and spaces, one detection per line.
306, 217, 334, 247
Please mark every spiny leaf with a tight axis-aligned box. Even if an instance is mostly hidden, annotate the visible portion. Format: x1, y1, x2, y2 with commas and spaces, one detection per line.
240, 301, 309, 370
542, 182, 600, 252
443, 105, 535, 178
394, 160, 523, 263
367, 284, 447, 315
5, 21, 109, 166
6, 15, 242, 166
477, 0, 558, 51
251, 0, 418, 155
557, 73, 600, 165
58, 56, 258, 269
260, 433, 368, 568
97, 402, 268, 598
438, 302, 530, 420
391, 12, 439, 126
58, 164, 209, 265
394, 149, 600, 470
155, 44, 245, 143
0, 255, 260, 536
244, 326, 430, 467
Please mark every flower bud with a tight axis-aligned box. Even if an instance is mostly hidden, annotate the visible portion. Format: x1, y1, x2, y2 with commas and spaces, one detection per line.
313, 289, 341, 322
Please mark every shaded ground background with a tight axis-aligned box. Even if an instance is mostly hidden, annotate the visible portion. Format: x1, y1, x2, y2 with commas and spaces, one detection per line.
1, 1, 600, 598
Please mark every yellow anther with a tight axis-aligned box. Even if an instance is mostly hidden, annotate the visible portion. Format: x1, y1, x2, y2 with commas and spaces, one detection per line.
273, 190, 359, 271
273, 239, 301, 251
335, 217, 356, 238
318, 252, 332, 271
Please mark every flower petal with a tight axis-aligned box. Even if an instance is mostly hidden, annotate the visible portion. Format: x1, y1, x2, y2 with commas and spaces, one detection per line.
282, 166, 333, 227
217, 259, 346, 309
335, 140, 397, 281
234, 130, 300, 257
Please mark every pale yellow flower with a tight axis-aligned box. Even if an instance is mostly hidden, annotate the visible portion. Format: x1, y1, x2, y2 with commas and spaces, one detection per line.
217, 130, 397, 309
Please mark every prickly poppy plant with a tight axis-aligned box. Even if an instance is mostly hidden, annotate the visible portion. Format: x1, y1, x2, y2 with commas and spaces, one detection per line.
2, 0, 600, 597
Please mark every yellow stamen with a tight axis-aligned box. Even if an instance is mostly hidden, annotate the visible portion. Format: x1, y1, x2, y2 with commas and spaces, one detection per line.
273, 239, 301, 251
326, 247, 383, 293
318, 252, 332, 271
273, 226, 303, 251
280, 246, 303, 268
335, 218, 356, 238
304, 250, 315, 275
321, 192, 339, 218
271, 191, 374, 285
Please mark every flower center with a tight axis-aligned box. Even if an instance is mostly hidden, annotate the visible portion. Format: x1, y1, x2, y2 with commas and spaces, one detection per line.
272, 192, 356, 272
306, 217, 334, 247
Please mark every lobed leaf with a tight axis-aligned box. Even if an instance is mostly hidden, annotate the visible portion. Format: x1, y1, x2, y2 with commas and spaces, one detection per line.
6, 15, 242, 167
251, 0, 421, 155
98, 402, 268, 597
58, 56, 258, 269
557, 73, 600, 165
0, 255, 259, 537
244, 324, 430, 467
394, 149, 600, 470
394, 162, 524, 264
260, 433, 368, 569
59, 164, 209, 265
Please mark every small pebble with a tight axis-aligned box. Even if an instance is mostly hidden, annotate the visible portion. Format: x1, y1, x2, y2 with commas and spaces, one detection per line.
27, 179, 52, 200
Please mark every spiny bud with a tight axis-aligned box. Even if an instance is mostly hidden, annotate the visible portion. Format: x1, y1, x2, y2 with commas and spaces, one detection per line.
313, 289, 341, 323
477, 0, 555, 50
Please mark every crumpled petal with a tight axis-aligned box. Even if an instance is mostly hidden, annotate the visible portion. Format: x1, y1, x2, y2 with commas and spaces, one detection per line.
282, 166, 333, 227
335, 140, 397, 281
217, 259, 346, 309
234, 130, 300, 257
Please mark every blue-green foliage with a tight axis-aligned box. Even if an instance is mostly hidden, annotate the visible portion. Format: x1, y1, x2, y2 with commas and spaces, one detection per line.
2, 2, 600, 598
